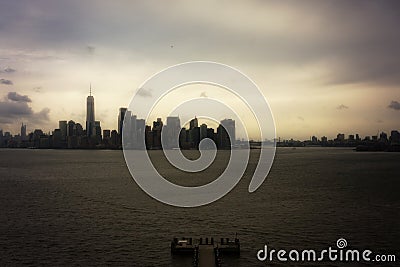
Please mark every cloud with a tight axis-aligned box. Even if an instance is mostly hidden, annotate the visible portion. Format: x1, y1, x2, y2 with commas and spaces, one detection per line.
0, 100, 32, 116
388, 100, 400, 111
1, 1, 400, 89
0, 92, 50, 127
337, 104, 349, 110
3, 67, 16, 73
136, 87, 152, 97
0, 79, 13, 85
34, 107, 50, 122
7, 92, 32, 102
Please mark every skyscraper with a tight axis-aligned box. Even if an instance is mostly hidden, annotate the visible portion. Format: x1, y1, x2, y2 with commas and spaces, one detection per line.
218, 119, 236, 149
118, 107, 127, 135
220, 119, 235, 143
21, 123, 27, 141
164, 116, 181, 148
189, 117, 198, 129
67, 120, 76, 136
95, 121, 102, 138
86, 85, 95, 137
200, 123, 207, 140
59, 121, 67, 141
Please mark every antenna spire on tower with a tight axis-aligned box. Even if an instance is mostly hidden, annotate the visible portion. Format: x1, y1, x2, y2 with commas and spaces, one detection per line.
90, 83, 92, 96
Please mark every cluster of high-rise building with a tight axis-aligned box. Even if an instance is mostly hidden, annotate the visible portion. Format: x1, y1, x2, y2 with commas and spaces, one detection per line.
115, 109, 236, 150
0, 89, 236, 150
142, 116, 235, 150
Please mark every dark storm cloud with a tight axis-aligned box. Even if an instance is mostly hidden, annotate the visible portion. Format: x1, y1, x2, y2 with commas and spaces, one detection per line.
0, 100, 32, 116
0, 79, 13, 85
8, 92, 32, 102
388, 100, 400, 111
337, 104, 349, 110
0, 92, 50, 126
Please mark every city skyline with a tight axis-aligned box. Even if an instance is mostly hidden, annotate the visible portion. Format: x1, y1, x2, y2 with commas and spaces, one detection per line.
1, 1, 400, 139
1, 87, 398, 149
0, 90, 241, 150
0, 85, 399, 142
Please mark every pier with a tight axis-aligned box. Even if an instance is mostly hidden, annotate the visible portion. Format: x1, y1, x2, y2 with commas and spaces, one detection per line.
171, 236, 240, 266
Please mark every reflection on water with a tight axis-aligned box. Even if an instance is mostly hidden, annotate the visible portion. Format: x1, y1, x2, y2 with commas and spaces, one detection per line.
0, 148, 399, 266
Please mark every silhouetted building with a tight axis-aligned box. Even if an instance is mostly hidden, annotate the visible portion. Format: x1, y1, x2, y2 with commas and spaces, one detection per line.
118, 107, 127, 136
218, 119, 235, 149
379, 132, 388, 142
75, 123, 84, 136
111, 130, 119, 148
336, 133, 345, 142
103, 130, 111, 139
200, 123, 207, 140
190, 127, 200, 148
311, 136, 318, 143
164, 116, 181, 148
21, 123, 27, 141
86, 86, 95, 137
67, 120, 75, 136
321, 136, 328, 144
145, 125, 153, 149
95, 121, 102, 138
390, 130, 400, 144
33, 129, 43, 148
189, 117, 198, 130
179, 128, 189, 149
52, 129, 62, 148
217, 125, 228, 149
152, 118, 163, 148
125, 112, 137, 147
59, 120, 67, 141
207, 128, 215, 141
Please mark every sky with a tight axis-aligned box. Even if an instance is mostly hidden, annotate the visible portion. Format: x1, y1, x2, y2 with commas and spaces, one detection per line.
0, 0, 399, 140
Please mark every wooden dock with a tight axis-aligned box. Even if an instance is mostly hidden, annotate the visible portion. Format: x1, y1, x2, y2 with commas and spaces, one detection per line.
198, 245, 217, 267
171, 236, 239, 266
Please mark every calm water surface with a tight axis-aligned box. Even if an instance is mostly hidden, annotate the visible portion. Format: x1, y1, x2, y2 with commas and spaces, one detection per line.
0, 148, 399, 266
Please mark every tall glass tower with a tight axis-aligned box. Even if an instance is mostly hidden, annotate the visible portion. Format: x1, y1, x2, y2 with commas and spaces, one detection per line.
86, 85, 95, 137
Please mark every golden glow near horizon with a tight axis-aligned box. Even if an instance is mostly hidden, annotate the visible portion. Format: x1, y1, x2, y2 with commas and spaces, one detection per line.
0, 1, 399, 140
